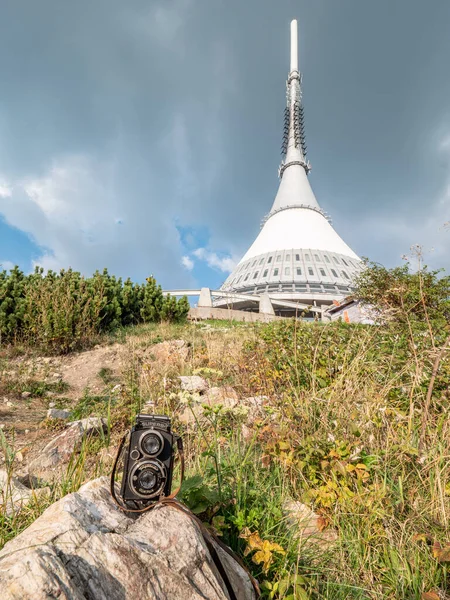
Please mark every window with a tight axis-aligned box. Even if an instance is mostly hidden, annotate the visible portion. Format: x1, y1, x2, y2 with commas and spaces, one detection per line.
267, 256, 272, 263
277, 255, 281, 262
263, 269, 268, 277
259, 258, 264, 265
315, 254, 320, 261
324, 255, 330, 263
285, 267, 290, 275
253, 271, 259, 279
286, 254, 290, 261
252, 260, 257, 267
342, 271, 349, 279
308, 267, 314, 276
296, 268, 302, 275
333, 256, 339, 264
342, 259, 348, 266
237, 276, 242, 283
320, 268, 326, 276
305, 254, 310, 261
244, 274, 249, 281
273, 268, 279, 276
331, 269, 338, 277
295, 254, 300, 261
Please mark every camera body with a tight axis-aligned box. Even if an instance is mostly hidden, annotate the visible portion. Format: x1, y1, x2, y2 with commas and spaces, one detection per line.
120, 414, 175, 505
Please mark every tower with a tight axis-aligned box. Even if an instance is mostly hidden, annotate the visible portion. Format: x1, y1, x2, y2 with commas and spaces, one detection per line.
217, 20, 362, 315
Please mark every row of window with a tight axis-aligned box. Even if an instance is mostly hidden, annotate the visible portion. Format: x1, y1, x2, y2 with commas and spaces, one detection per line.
233, 267, 350, 285
235, 283, 353, 294
237, 252, 355, 274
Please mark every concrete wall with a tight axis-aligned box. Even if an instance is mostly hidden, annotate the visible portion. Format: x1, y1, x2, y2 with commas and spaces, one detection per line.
188, 307, 283, 323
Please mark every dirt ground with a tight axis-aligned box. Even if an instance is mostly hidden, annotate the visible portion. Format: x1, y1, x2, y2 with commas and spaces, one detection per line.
0, 343, 128, 461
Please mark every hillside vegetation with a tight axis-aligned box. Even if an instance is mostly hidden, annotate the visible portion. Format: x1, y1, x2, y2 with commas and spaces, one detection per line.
0, 266, 189, 352
1, 261, 450, 599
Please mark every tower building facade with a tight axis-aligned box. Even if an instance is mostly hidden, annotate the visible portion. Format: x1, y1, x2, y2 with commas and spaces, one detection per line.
217, 20, 362, 314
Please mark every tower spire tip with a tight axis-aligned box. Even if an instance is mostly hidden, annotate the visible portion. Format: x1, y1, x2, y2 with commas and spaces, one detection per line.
290, 19, 298, 73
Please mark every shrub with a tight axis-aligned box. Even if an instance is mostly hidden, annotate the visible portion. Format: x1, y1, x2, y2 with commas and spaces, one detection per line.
0, 266, 189, 352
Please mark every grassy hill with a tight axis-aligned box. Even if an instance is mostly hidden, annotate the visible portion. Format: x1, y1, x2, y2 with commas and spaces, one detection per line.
1, 261, 450, 599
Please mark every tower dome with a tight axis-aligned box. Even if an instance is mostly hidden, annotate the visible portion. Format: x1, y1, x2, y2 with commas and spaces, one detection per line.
216, 20, 362, 314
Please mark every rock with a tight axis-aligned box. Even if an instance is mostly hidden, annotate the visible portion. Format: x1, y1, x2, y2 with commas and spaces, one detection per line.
243, 396, 267, 409
205, 386, 239, 408
111, 384, 122, 393
6, 401, 13, 408
0, 469, 50, 516
47, 408, 71, 420
28, 418, 107, 479
282, 500, 338, 549
148, 339, 191, 364
48, 402, 56, 408
0, 477, 256, 600
44, 391, 56, 398
179, 375, 208, 394
21, 391, 31, 399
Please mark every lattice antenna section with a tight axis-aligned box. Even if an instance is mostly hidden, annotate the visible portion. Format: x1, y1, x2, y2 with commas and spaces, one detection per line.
281, 106, 289, 155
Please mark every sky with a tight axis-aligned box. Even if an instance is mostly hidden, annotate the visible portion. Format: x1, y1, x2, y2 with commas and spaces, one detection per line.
1, 0, 450, 290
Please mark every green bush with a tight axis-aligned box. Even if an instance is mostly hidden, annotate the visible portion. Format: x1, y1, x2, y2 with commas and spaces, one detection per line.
0, 266, 189, 352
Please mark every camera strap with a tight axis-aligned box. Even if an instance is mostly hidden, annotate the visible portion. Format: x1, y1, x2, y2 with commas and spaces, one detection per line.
110, 433, 261, 599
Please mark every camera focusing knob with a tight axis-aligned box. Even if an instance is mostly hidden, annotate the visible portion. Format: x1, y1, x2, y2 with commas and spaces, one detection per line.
130, 449, 140, 460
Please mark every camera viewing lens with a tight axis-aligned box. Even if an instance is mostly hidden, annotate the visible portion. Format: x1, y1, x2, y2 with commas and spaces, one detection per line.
141, 432, 162, 456
137, 469, 157, 491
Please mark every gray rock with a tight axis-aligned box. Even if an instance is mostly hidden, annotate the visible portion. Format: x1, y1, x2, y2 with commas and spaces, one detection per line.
21, 391, 31, 399
282, 499, 338, 549
0, 477, 256, 600
28, 418, 107, 480
179, 375, 208, 394
148, 339, 191, 363
0, 469, 50, 516
47, 408, 71, 420
205, 386, 239, 408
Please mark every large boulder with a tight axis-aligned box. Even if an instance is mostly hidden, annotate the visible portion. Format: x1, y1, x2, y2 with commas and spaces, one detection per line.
0, 477, 256, 600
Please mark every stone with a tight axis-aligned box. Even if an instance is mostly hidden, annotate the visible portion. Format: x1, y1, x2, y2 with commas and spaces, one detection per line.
147, 339, 191, 364
179, 375, 208, 394
282, 499, 338, 549
28, 418, 107, 480
47, 408, 71, 420
0, 469, 50, 516
44, 391, 56, 398
21, 391, 31, 399
205, 386, 239, 408
6, 401, 13, 408
48, 402, 56, 408
0, 477, 257, 600
243, 396, 267, 409
111, 384, 122, 392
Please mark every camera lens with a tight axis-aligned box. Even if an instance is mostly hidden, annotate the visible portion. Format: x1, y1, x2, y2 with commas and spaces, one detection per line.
137, 468, 157, 491
141, 432, 162, 456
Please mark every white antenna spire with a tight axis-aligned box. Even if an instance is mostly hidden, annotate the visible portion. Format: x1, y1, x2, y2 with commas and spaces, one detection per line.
290, 19, 298, 72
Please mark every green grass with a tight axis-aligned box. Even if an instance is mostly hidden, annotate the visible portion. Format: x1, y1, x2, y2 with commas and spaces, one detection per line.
1, 317, 450, 599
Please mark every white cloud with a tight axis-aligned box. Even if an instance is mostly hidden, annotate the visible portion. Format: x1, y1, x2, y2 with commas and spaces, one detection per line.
181, 255, 194, 271
0, 260, 15, 271
0, 154, 189, 286
192, 247, 236, 273
0, 178, 12, 198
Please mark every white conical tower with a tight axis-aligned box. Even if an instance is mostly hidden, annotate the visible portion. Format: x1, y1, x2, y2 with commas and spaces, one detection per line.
219, 20, 362, 312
